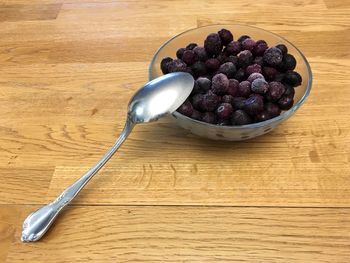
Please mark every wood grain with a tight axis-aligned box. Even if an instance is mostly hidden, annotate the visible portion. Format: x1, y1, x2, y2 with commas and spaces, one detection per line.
0, 0, 349, 262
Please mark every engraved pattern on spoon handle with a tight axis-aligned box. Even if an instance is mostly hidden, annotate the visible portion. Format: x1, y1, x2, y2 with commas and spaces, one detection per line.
21, 119, 135, 242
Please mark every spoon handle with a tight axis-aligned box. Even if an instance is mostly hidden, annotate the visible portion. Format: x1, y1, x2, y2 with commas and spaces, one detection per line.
21, 119, 135, 242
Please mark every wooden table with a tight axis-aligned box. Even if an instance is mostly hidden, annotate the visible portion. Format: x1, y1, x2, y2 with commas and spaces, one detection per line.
1, 0, 350, 262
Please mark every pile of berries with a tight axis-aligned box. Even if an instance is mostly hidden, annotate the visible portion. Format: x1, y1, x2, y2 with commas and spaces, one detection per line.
160, 28, 302, 125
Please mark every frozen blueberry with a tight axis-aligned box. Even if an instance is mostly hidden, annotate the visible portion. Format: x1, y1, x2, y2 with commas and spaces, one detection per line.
251, 78, 269, 94
244, 95, 264, 115
204, 33, 222, 56
219, 62, 237, 78
245, 63, 262, 76
255, 111, 271, 122
247, 72, 265, 83
234, 68, 246, 81
192, 80, 201, 94
231, 110, 252, 125
191, 61, 207, 77
226, 55, 238, 65
201, 90, 220, 111
283, 85, 295, 98
279, 54, 296, 71
263, 47, 283, 66
218, 28, 234, 46
238, 50, 253, 67
192, 93, 204, 110
274, 72, 285, 82
232, 97, 246, 110
222, 94, 234, 104
168, 59, 187, 73
186, 43, 198, 50
205, 58, 221, 72
253, 56, 264, 66
267, 81, 285, 102
177, 100, 194, 117
193, 46, 208, 61
212, 73, 229, 95
241, 38, 256, 51
276, 44, 288, 55
238, 35, 251, 43
182, 50, 197, 65
283, 70, 302, 87
262, 66, 278, 80
196, 77, 211, 93
238, 81, 251, 97
160, 57, 173, 74
226, 41, 241, 56
202, 112, 217, 124
256, 40, 267, 46
191, 109, 202, 121
176, 48, 186, 59
253, 42, 268, 56
227, 79, 239, 96
278, 95, 294, 110
216, 103, 233, 120
216, 53, 228, 64
265, 102, 281, 117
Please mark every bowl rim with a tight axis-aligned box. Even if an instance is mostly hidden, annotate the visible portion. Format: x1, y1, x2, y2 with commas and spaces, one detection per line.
149, 23, 313, 129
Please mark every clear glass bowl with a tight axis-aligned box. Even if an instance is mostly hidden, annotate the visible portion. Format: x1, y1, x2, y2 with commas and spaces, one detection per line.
149, 24, 312, 141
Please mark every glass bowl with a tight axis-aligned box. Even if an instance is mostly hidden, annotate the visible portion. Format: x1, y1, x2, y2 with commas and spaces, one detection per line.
149, 24, 312, 141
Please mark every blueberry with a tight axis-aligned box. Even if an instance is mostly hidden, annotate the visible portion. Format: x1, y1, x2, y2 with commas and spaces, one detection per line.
278, 95, 294, 110
212, 73, 229, 95
204, 33, 222, 56
216, 103, 233, 120
256, 40, 267, 46
176, 48, 185, 59
262, 66, 278, 80
265, 102, 281, 117
234, 68, 246, 81
241, 38, 256, 51
247, 72, 265, 83
193, 46, 208, 61
267, 81, 285, 102
219, 62, 237, 78
182, 50, 197, 65
226, 41, 241, 55
160, 57, 173, 74
232, 97, 246, 110
186, 43, 198, 50
283, 70, 302, 87
192, 93, 204, 110
231, 110, 252, 125
253, 56, 264, 66
283, 85, 295, 98
202, 112, 217, 124
216, 53, 228, 64
177, 100, 194, 117
238, 35, 251, 43
274, 72, 285, 82
279, 54, 296, 71
251, 78, 269, 94
227, 79, 239, 96
196, 77, 211, 93
191, 61, 207, 77
205, 58, 221, 72
276, 44, 288, 55
168, 59, 187, 73
201, 90, 220, 111
226, 55, 238, 65
238, 50, 253, 67
255, 111, 272, 122
244, 95, 264, 115
253, 42, 268, 56
222, 94, 234, 104
238, 81, 251, 97
263, 47, 283, 66
191, 109, 202, 121
218, 28, 234, 46
245, 63, 262, 76
192, 80, 201, 94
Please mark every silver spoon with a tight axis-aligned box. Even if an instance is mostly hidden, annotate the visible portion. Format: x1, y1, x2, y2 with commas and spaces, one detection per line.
21, 72, 194, 242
